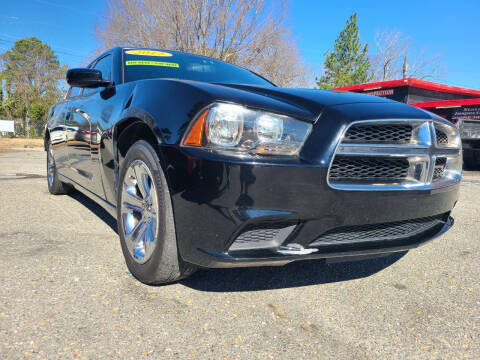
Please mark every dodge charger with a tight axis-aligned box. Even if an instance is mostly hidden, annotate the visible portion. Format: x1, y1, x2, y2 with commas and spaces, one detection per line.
44, 47, 462, 284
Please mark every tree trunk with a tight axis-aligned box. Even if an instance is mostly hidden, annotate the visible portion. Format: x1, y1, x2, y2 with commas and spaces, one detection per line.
25, 110, 30, 138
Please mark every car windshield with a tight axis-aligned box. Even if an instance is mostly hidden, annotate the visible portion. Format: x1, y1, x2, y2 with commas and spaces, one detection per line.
123, 49, 273, 86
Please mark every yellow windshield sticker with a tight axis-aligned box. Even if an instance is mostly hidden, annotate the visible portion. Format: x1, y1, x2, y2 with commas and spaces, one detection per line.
125, 60, 179, 68
125, 50, 172, 57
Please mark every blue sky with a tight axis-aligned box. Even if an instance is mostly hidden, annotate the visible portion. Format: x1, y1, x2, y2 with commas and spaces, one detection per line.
1, 0, 479, 89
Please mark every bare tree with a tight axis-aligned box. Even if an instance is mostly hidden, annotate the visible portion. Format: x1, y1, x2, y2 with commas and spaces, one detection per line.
371, 29, 410, 80
371, 28, 446, 81
406, 47, 446, 80
96, 0, 310, 87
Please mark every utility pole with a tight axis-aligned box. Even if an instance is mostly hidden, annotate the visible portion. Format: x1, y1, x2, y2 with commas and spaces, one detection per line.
403, 55, 408, 78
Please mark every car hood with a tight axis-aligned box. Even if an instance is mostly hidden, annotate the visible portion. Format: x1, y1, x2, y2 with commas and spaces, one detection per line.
144, 79, 430, 123
178, 80, 414, 122
219, 83, 395, 108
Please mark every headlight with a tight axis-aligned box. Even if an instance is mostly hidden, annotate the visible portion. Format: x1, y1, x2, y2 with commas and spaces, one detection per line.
182, 103, 312, 156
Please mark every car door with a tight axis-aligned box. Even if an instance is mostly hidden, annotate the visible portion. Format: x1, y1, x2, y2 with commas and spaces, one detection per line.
49, 86, 84, 174
65, 54, 114, 198
64, 101, 94, 186
47, 102, 69, 172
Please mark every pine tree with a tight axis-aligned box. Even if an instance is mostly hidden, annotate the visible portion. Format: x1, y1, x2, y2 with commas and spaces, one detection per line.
316, 13, 372, 89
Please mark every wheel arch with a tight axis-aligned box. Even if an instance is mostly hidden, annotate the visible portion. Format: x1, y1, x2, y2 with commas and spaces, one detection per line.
44, 128, 50, 151
113, 115, 173, 199
115, 118, 161, 165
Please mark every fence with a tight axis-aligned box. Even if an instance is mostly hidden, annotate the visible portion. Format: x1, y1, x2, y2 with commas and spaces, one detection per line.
0, 119, 45, 138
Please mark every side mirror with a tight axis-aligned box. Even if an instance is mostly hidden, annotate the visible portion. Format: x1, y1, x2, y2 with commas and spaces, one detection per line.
66, 68, 112, 88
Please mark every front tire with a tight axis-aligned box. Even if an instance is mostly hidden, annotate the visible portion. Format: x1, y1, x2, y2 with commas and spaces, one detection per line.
46, 141, 71, 195
117, 140, 196, 284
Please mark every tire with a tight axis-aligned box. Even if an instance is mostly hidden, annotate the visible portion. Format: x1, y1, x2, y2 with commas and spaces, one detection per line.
117, 140, 196, 284
47, 141, 71, 195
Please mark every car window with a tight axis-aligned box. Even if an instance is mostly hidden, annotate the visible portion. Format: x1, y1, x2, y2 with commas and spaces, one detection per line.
123, 49, 273, 86
67, 87, 83, 99
95, 54, 113, 81
84, 54, 113, 96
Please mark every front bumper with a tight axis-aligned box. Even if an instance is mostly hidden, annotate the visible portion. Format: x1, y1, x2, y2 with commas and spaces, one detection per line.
162, 147, 459, 268
199, 216, 453, 267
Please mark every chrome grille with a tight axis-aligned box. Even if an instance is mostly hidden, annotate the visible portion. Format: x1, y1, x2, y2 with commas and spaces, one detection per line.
309, 214, 446, 247
343, 124, 412, 144
329, 156, 409, 183
328, 120, 462, 190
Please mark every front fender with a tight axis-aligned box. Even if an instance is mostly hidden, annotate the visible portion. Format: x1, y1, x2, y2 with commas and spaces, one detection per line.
119, 79, 215, 145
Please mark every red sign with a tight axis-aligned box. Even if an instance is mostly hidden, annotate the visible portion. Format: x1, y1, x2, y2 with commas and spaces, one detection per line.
365, 89, 394, 97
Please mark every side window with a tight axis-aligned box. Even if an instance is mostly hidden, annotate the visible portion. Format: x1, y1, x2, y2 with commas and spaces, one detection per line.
84, 54, 113, 96
67, 87, 83, 99
95, 55, 113, 81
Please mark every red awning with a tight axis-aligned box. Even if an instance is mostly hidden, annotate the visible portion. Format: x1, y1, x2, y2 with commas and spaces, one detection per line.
411, 98, 480, 109
334, 78, 480, 97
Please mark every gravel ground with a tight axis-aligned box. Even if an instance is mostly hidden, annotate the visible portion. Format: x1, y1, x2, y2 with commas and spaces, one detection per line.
0, 149, 478, 359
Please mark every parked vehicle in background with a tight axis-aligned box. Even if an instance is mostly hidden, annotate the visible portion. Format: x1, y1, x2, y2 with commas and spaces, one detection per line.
45, 48, 461, 284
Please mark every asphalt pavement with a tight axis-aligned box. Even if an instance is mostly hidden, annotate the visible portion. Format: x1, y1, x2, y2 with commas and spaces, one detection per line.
0, 148, 478, 359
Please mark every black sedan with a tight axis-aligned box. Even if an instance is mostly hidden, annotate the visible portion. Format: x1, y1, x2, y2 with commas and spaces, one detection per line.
45, 47, 462, 284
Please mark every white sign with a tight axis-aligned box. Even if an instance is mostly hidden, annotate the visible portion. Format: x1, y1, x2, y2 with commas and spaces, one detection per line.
0, 120, 15, 133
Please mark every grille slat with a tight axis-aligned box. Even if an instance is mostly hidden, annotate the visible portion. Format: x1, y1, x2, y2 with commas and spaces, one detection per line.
433, 157, 447, 180
343, 124, 412, 144
310, 215, 446, 247
329, 156, 409, 183
435, 128, 448, 145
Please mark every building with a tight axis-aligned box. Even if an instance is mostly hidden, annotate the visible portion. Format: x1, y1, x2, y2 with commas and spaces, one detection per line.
334, 78, 480, 167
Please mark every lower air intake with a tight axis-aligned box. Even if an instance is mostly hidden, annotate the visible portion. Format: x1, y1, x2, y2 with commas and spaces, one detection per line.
309, 214, 446, 248
228, 223, 296, 252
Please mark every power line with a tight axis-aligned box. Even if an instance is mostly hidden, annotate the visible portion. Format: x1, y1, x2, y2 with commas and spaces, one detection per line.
0, 37, 84, 59
0, 13, 95, 37
0, 33, 85, 56
33, 0, 103, 17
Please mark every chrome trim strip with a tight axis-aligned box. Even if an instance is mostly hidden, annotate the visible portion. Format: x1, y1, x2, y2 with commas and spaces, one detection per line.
337, 145, 430, 157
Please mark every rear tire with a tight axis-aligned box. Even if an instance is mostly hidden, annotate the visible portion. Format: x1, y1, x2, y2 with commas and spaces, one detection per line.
47, 141, 71, 195
117, 140, 196, 284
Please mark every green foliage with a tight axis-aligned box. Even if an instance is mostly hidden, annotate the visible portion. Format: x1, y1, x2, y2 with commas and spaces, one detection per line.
316, 13, 372, 89
0, 37, 66, 135
0, 87, 6, 118
29, 102, 47, 122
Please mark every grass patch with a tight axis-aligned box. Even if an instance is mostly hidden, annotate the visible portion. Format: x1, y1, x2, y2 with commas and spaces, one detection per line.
0, 137, 44, 148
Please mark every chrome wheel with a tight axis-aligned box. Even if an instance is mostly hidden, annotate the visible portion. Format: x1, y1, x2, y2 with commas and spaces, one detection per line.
120, 160, 159, 264
47, 146, 55, 187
